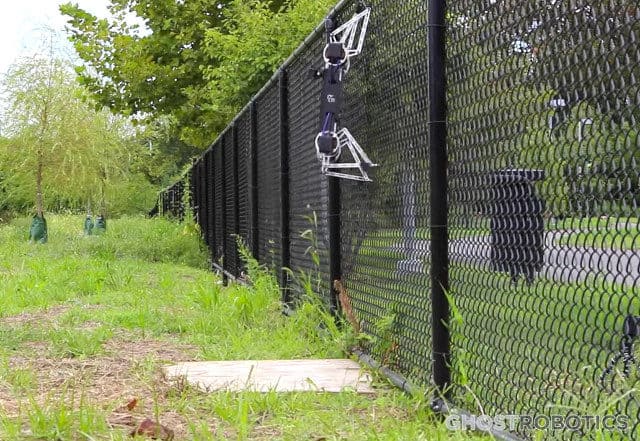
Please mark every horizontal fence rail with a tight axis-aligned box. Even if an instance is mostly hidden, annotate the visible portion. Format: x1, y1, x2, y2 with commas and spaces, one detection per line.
159, 1, 640, 439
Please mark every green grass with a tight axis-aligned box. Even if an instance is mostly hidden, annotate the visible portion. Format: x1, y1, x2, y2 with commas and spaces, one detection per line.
363, 222, 492, 249
549, 216, 639, 250
557, 230, 638, 250
556, 228, 639, 250
0, 214, 488, 440
363, 217, 639, 254
343, 221, 640, 441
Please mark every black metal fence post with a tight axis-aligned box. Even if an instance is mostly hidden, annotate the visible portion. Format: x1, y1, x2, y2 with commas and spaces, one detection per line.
279, 69, 291, 305
328, 175, 341, 314
207, 152, 215, 253
232, 124, 242, 275
250, 102, 260, 260
220, 140, 228, 286
429, 0, 450, 408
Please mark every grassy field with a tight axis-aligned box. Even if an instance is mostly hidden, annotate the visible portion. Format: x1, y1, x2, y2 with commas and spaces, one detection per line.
0, 215, 489, 440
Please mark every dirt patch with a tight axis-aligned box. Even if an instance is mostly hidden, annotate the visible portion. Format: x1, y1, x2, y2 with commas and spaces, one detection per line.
0, 385, 19, 416
0, 305, 71, 327
0, 304, 104, 328
250, 419, 283, 440
76, 320, 104, 331
1, 332, 213, 440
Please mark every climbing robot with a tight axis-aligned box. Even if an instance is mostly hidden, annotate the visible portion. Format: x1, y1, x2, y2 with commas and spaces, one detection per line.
314, 3, 377, 182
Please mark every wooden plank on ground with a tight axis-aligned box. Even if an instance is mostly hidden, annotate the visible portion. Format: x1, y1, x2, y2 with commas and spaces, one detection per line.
163, 359, 375, 393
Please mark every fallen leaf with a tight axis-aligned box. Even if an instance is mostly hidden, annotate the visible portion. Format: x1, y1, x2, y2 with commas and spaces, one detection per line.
130, 418, 174, 440
334, 279, 360, 333
126, 398, 139, 411
113, 397, 139, 414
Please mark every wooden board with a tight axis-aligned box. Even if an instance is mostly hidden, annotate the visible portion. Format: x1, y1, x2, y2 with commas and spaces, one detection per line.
163, 359, 375, 394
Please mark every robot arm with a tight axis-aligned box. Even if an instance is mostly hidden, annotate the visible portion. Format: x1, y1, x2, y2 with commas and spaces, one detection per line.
316, 127, 376, 182
329, 7, 371, 63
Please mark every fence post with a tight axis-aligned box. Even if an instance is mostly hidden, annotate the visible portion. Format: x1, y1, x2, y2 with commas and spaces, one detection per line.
219, 139, 228, 286
206, 153, 214, 249
232, 124, 242, 276
429, 0, 450, 409
279, 69, 291, 305
250, 102, 260, 260
328, 176, 341, 314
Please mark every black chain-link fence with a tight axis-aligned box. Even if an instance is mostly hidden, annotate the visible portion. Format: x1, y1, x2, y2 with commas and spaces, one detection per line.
160, 1, 640, 439
158, 180, 184, 220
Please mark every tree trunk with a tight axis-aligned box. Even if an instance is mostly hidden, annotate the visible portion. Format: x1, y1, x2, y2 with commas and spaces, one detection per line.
36, 152, 44, 218
99, 175, 106, 216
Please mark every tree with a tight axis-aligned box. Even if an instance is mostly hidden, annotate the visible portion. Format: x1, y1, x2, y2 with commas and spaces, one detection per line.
1, 57, 80, 222
60, 0, 297, 149
130, 115, 197, 188
0, 57, 154, 232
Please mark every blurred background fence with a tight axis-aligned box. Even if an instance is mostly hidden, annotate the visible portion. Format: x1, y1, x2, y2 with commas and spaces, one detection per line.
158, 1, 640, 439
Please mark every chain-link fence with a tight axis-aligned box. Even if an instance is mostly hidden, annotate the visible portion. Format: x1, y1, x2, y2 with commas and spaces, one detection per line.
160, 1, 640, 439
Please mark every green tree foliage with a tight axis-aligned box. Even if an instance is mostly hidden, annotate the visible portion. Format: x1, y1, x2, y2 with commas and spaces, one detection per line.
130, 115, 195, 188
60, 0, 228, 149
0, 57, 156, 216
199, 0, 335, 139
60, 0, 330, 151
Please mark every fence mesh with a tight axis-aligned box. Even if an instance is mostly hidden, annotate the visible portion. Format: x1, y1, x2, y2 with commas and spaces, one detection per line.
255, 82, 283, 271
159, 1, 640, 439
213, 140, 225, 265
286, 35, 331, 304
205, 152, 215, 252
190, 166, 198, 223
335, 0, 434, 385
195, 161, 204, 229
223, 130, 238, 277
160, 180, 183, 219
447, 2, 640, 438
236, 110, 251, 274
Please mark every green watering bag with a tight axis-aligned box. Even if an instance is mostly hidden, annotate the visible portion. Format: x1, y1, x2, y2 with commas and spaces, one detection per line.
94, 215, 107, 235
29, 215, 48, 244
83, 215, 94, 235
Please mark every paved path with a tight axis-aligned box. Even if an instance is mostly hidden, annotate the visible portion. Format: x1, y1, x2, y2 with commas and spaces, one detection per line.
396, 232, 640, 288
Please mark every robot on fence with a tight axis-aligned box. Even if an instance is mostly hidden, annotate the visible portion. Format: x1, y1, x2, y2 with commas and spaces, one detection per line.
313, 3, 377, 182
